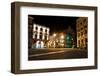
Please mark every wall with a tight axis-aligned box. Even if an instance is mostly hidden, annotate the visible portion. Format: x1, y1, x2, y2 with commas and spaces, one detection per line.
0, 0, 100, 76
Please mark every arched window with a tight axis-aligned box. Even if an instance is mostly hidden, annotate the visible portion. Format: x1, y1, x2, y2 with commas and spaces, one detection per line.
35, 34, 37, 39
40, 28, 43, 31
78, 40, 80, 45
81, 39, 83, 43
40, 35, 42, 40
35, 27, 38, 30
45, 29, 47, 32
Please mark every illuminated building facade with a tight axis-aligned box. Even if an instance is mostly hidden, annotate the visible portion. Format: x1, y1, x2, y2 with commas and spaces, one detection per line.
28, 15, 77, 49
32, 24, 50, 48
47, 33, 66, 48
76, 17, 88, 48
47, 27, 76, 48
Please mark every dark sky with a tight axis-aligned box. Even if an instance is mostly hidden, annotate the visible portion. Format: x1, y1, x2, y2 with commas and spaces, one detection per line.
29, 15, 78, 34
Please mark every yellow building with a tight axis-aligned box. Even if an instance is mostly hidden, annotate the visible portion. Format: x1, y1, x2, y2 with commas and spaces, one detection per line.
76, 17, 88, 49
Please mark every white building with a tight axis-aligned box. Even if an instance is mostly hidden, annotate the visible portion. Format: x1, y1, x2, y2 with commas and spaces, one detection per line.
32, 24, 50, 48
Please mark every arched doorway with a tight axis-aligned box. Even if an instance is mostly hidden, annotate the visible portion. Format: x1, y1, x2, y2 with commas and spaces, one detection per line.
36, 40, 44, 48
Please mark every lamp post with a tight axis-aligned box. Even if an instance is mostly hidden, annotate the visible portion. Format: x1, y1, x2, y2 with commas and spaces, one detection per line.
60, 35, 64, 48
61, 35, 64, 39
53, 33, 56, 37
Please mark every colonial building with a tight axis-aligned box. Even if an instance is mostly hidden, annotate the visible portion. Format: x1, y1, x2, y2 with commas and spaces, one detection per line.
32, 24, 50, 48
76, 17, 88, 49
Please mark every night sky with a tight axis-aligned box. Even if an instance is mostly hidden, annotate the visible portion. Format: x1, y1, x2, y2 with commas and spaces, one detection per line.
29, 15, 78, 35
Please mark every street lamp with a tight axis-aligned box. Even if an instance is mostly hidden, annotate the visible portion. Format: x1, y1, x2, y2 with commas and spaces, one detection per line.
61, 35, 64, 39
53, 33, 56, 37
53, 33, 56, 48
